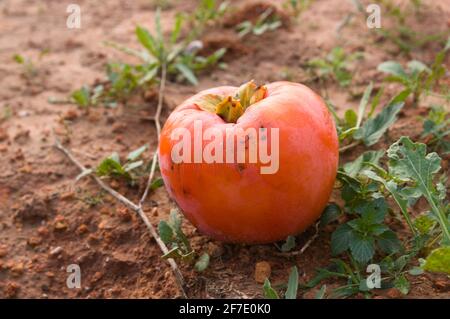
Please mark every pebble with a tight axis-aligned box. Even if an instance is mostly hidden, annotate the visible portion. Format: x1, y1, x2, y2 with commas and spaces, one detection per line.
27, 236, 42, 247
386, 288, 402, 299
49, 246, 63, 256
207, 242, 224, 258
254, 261, 271, 284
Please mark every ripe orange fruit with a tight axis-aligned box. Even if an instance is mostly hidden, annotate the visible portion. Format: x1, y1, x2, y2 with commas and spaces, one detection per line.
159, 81, 338, 243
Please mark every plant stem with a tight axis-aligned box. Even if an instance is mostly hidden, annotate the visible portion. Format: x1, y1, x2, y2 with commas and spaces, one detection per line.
339, 140, 360, 153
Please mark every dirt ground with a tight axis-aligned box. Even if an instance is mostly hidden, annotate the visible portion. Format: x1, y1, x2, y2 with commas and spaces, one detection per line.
0, 0, 449, 298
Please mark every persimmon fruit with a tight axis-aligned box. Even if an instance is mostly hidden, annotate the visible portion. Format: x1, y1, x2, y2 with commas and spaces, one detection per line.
159, 81, 339, 243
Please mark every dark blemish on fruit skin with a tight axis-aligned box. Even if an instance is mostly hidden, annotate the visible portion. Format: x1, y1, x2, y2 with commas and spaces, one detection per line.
182, 188, 190, 196
236, 163, 246, 173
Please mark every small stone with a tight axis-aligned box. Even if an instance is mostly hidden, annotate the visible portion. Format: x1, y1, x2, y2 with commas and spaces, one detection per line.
45, 271, 55, 278
98, 219, 114, 230
117, 207, 131, 222
60, 191, 74, 201
27, 236, 42, 247
0, 127, 8, 141
18, 164, 32, 174
0, 244, 8, 258
109, 180, 120, 190
11, 262, 24, 277
49, 246, 63, 256
386, 288, 402, 299
254, 261, 271, 284
112, 123, 126, 133
54, 221, 67, 231
433, 280, 449, 292
207, 242, 224, 258
63, 109, 78, 121
54, 215, 67, 231
92, 271, 103, 282
37, 226, 49, 236
77, 224, 89, 235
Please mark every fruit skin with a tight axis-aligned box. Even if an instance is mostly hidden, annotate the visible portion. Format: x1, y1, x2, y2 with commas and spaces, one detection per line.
159, 81, 339, 243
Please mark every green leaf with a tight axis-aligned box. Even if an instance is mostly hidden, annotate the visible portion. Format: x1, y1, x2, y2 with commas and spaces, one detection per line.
170, 14, 184, 44
394, 274, 410, 295
150, 178, 164, 191
126, 145, 148, 161
175, 63, 199, 85
377, 230, 401, 254
285, 266, 299, 299
349, 234, 374, 264
281, 235, 296, 252
96, 157, 127, 177
378, 61, 407, 79
423, 246, 450, 274
354, 101, 404, 146
344, 109, 357, 128
331, 224, 353, 255
387, 137, 450, 244
123, 160, 144, 172
320, 203, 342, 226
407, 60, 430, 75
136, 26, 158, 58
195, 253, 210, 272
110, 152, 120, 164
362, 170, 416, 235
343, 150, 384, 178
263, 279, 279, 299
71, 86, 91, 107
315, 285, 327, 299
158, 221, 174, 244
408, 266, 424, 276
13, 54, 25, 64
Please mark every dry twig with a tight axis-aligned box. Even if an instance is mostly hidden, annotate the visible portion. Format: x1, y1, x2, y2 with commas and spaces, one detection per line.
54, 63, 188, 298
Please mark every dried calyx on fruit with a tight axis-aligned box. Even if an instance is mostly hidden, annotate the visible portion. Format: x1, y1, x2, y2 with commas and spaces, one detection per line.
194, 80, 267, 123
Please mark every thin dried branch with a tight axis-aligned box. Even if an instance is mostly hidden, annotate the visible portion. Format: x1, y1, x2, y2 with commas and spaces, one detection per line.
139, 63, 166, 207
54, 138, 187, 298
54, 63, 187, 298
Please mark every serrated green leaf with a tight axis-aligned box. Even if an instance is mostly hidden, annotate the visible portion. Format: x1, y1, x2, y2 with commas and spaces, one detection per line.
377, 230, 401, 254
387, 137, 450, 244
354, 101, 404, 146
343, 150, 384, 178
320, 203, 342, 226
349, 234, 374, 263
331, 224, 353, 255
394, 274, 410, 295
